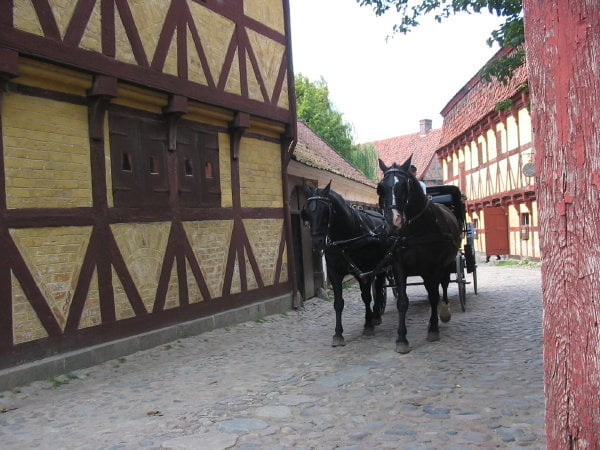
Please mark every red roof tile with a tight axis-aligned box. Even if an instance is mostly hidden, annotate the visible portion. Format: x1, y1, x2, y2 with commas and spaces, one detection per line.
370, 129, 442, 179
439, 47, 528, 148
293, 121, 376, 187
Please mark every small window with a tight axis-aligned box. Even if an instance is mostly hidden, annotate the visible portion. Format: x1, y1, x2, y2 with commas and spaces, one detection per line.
520, 213, 530, 240
122, 152, 132, 171
109, 111, 169, 207
149, 156, 159, 174
205, 161, 213, 179
184, 159, 193, 176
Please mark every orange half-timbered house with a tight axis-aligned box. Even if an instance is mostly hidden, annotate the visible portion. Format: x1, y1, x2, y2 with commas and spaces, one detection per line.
437, 48, 538, 261
0, 0, 297, 381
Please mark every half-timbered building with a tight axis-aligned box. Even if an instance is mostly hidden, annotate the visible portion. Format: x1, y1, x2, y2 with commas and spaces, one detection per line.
437, 48, 538, 261
0, 0, 297, 380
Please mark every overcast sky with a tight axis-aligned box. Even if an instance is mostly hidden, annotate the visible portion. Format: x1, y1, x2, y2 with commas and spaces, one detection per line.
288, 0, 505, 143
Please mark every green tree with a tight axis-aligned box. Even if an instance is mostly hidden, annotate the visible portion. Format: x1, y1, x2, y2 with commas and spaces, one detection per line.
295, 74, 379, 181
356, 0, 525, 84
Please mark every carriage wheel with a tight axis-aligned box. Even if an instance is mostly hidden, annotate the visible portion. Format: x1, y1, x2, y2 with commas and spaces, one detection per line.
456, 254, 467, 312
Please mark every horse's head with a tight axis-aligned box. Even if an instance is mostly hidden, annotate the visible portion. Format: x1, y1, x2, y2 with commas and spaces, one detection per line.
377, 156, 416, 231
301, 181, 334, 251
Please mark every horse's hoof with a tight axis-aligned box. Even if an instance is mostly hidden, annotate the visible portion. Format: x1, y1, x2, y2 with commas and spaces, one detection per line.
363, 327, 375, 336
373, 316, 382, 326
439, 304, 451, 323
427, 331, 440, 342
332, 335, 346, 347
395, 342, 411, 354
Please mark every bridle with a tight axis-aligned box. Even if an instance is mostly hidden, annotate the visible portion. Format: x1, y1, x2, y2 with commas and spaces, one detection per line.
306, 194, 385, 248
306, 195, 334, 245
381, 167, 430, 230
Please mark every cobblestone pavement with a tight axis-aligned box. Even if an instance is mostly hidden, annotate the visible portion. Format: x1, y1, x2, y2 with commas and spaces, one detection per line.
0, 264, 545, 449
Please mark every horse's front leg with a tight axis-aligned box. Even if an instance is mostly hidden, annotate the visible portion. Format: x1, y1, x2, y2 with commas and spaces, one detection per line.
424, 277, 441, 342
372, 273, 386, 325
391, 262, 410, 353
358, 277, 375, 336
329, 270, 346, 347
439, 268, 451, 323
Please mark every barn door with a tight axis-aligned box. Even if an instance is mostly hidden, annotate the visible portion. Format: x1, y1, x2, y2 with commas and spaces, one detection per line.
484, 206, 509, 256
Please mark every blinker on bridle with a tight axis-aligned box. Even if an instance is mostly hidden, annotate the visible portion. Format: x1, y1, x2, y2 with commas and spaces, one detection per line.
380, 166, 431, 229
381, 167, 412, 210
306, 195, 334, 241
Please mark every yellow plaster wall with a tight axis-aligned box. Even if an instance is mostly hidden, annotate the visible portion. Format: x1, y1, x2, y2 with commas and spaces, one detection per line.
188, 1, 236, 86
246, 29, 286, 102
127, 0, 171, 66
79, 270, 101, 329
183, 220, 234, 299
243, 218, 283, 285
12, 273, 48, 344
496, 123, 507, 154
506, 116, 519, 151
111, 223, 172, 312
10, 226, 92, 333
244, 0, 285, 34
518, 108, 532, 146
2, 93, 93, 209
487, 129, 497, 160
14, 0, 43, 37
218, 133, 233, 208
80, 0, 102, 53
239, 138, 283, 208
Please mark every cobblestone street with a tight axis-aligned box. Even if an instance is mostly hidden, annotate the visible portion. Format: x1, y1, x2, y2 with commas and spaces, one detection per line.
0, 263, 545, 449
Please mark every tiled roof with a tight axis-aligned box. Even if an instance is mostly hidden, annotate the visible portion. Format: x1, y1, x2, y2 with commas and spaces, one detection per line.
370, 128, 442, 179
439, 47, 528, 149
293, 121, 376, 187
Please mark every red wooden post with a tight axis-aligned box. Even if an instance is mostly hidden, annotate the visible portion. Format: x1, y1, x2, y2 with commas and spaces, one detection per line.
523, 1, 600, 447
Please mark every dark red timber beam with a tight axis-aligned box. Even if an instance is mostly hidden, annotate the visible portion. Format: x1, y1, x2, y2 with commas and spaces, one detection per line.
0, 48, 19, 349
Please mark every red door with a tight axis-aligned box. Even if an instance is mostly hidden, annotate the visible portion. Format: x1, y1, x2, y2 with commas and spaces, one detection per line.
484, 207, 509, 256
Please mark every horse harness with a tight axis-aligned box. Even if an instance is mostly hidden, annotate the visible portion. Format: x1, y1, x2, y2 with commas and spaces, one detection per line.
307, 195, 388, 279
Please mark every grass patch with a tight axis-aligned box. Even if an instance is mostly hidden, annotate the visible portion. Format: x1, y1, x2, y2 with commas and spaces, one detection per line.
47, 377, 70, 388
496, 260, 520, 266
495, 259, 539, 268
342, 280, 355, 290
254, 315, 268, 323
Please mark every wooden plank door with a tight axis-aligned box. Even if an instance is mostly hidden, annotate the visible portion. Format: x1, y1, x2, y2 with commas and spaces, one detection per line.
484, 206, 509, 256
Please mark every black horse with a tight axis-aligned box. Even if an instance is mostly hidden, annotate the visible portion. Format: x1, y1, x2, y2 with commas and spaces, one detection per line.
377, 156, 461, 353
301, 182, 388, 347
